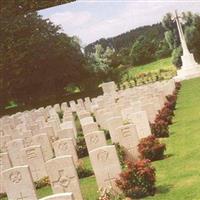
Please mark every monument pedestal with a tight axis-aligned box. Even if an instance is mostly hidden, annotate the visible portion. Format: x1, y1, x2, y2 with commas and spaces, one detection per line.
174, 53, 200, 81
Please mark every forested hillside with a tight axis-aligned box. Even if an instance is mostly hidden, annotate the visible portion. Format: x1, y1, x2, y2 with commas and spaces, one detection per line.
85, 23, 164, 54
85, 23, 171, 66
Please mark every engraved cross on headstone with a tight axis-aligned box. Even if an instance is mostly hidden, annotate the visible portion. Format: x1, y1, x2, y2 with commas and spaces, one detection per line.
52, 170, 75, 192
104, 172, 116, 189
16, 192, 29, 200
127, 145, 137, 158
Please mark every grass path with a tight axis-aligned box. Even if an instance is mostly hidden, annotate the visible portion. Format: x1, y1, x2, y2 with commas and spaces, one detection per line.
146, 77, 200, 200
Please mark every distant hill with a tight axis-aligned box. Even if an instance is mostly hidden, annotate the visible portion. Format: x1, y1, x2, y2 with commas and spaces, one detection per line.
84, 23, 166, 55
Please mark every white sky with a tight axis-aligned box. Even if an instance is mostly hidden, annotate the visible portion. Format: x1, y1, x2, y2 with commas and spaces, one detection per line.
39, 0, 200, 45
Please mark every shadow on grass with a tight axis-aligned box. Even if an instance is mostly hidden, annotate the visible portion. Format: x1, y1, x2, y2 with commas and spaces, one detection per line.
169, 131, 176, 135
156, 184, 173, 194
164, 153, 174, 159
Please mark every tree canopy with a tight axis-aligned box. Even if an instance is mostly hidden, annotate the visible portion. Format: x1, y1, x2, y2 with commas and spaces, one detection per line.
162, 12, 200, 67
85, 23, 171, 67
0, 9, 89, 106
0, 0, 75, 14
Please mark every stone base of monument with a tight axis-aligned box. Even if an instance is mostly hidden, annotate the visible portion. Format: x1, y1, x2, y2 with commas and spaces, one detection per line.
173, 53, 200, 81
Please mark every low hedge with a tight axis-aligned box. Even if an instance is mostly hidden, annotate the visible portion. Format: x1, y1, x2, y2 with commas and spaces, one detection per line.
120, 68, 177, 89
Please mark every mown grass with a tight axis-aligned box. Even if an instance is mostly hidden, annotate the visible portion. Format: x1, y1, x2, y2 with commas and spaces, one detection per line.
146, 77, 200, 200
125, 57, 175, 77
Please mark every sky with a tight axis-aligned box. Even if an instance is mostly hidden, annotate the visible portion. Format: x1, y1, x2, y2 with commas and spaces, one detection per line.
39, 0, 200, 45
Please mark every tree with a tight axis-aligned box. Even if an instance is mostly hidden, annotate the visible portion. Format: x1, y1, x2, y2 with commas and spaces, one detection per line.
129, 35, 158, 66
162, 12, 182, 67
183, 12, 200, 63
162, 12, 200, 67
85, 23, 170, 67
0, 0, 74, 14
87, 44, 122, 84
0, 10, 89, 106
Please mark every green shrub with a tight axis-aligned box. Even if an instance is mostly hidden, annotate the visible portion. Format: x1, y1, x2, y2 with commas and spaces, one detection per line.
77, 163, 94, 179
172, 47, 182, 68
76, 136, 88, 158
114, 143, 126, 168
34, 176, 50, 189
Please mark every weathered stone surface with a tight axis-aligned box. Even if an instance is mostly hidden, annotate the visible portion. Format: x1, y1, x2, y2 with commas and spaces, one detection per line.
2, 165, 37, 200
45, 155, 83, 200
116, 124, 139, 161
85, 131, 107, 152
7, 139, 24, 166
89, 145, 121, 191
106, 116, 123, 143
53, 138, 78, 166
32, 133, 54, 161
21, 145, 47, 181
82, 122, 99, 136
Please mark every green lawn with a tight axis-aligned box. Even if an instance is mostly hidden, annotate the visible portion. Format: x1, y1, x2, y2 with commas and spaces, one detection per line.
126, 57, 175, 76
146, 77, 200, 200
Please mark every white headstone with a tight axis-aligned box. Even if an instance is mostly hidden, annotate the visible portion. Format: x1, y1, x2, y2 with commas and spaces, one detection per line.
130, 111, 151, 139
85, 131, 107, 152
2, 165, 37, 200
89, 145, 121, 191
106, 116, 123, 143
32, 134, 54, 161
53, 138, 78, 166
7, 139, 24, 166
116, 124, 140, 161
45, 156, 83, 200
21, 145, 47, 181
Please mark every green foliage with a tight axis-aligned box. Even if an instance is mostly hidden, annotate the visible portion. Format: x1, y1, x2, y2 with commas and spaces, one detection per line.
5, 101, 18, 109
76, 136, 88, 158
64, 84, 81, 94
87, 44, 123, 84
129, 35, 170, 66
0, 10, 89, 106
85, 23, 166, 54
121, 68, 177, 89
162, 12, 200, 67
183, 12, 200, 63
1, 0, 74, 13
172, 47, 182, 68
77, 162, 94, 179
114, 143, 126, 168
86, 23, 171, 68
34, 177, 50, 189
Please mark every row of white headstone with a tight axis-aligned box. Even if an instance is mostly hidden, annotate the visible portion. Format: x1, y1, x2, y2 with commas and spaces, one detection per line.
0, 79, 176, 200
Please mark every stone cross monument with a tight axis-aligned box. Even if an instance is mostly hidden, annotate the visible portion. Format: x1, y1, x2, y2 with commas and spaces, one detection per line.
174, 10, 200, 81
